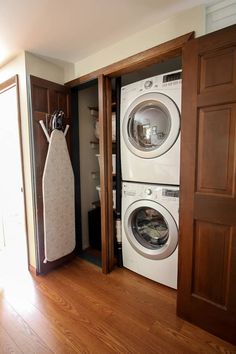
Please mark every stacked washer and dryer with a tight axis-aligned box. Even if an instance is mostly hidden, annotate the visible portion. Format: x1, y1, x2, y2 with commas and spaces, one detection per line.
120, 70, 181, 289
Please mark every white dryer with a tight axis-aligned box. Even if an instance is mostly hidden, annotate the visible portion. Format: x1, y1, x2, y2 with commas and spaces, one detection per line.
122, 182, 179, 289
120, 70, 181, 185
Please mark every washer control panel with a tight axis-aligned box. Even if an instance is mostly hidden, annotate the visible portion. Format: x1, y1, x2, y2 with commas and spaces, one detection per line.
121, 70, 182, 97
123, 182, 179, 201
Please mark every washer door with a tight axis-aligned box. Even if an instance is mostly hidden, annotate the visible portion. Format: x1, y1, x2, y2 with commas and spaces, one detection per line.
122, 92, 180, 158
124, 200, 178, 260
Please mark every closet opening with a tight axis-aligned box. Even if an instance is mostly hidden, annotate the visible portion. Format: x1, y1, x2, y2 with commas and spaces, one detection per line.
73, 80, 101, 266
73, 77, 120, 271
73, 58, 184, 271
68, 34, 190, 275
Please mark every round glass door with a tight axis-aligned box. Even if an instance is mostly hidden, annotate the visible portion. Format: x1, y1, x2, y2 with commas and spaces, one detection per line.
123, 92, 180, 159
124, 200, 178, 260
131, 207, 169, 250
128, 101, 171, 151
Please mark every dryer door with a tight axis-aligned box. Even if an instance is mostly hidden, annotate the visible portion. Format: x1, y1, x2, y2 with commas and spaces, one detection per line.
122, 92, 180, 159
124, 200, 178, 260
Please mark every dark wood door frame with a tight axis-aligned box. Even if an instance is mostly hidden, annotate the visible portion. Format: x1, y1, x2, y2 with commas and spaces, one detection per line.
67, 32, 194, 274
98, 75, 114, 272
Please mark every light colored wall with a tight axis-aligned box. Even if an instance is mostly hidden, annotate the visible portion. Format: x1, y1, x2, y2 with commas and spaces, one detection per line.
78, 85, 100, 249
206, 0, 236, 33
73, 5, 205, 79
25, 52, 65, 84
25, 52, 75, 84
0, 52, 36, 267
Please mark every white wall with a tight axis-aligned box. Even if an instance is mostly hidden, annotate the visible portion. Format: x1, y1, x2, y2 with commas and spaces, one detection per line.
25, 52, 75, 84
73, 5, 205, 79
25, 52, 65, 84
0, 52, 36, 267
206, 0, 236, 33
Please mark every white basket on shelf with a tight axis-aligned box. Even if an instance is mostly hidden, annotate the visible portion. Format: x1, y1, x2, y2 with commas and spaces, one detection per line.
96, 186, 116, 209
96, 154, 116, 175
94, 113, 116, 142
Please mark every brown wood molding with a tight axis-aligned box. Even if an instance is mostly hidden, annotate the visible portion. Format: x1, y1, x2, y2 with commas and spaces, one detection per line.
98, 75, 109, 273
66, 32, 194, 87
29, 264, 37, 275
0, 75, 17, 93
105, 77, 114, 271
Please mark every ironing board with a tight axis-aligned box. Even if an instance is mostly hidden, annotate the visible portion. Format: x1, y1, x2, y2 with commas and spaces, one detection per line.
42, 129, 75, 262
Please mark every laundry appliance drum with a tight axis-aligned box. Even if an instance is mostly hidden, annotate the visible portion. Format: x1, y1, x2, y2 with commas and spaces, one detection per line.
123, 92, 180, 159
124, 200, 178, 260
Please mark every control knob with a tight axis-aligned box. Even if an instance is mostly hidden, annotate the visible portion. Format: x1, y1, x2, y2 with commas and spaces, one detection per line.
146, 188, 152, 196
144, 80, 153, 89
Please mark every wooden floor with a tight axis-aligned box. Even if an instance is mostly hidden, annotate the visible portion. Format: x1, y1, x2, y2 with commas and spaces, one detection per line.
0, 258, 235, 354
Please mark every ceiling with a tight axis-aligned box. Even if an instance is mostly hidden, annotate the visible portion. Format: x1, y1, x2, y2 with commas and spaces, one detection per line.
0, 0, 214, 67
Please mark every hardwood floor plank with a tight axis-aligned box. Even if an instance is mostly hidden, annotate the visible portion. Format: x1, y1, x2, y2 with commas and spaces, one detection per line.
36, 259, 236, 354
36, 281, 137, 354
42, 271, 170, 354
2, 294, 79, 354
0, 325, 22, 353
23, 278, 115, 352
180, 322, 236, 354
0, 258, 235, 354
0, 299, 52, 353
58, 260, 182, 331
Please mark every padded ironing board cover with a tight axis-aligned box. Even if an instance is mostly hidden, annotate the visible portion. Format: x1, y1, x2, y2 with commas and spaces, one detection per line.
42, 129, 75, 262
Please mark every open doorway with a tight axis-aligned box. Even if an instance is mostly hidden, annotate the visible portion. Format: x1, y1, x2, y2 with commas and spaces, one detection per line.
0, 76, 28, 276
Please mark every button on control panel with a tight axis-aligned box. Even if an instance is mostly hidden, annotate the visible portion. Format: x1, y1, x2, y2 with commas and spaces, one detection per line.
145, 188, 152, 196
144, 80, 153, 89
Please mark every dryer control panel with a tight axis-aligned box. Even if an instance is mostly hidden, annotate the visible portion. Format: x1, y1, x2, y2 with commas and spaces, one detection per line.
123, 182, 179, 201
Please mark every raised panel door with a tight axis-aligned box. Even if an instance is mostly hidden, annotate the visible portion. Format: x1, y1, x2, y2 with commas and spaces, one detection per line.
177, 25, 236, 345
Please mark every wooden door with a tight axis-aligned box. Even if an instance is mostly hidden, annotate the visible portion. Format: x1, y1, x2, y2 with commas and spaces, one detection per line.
177, 25, 236, 345
30, 76, 74, 274
98, 75, 114, 273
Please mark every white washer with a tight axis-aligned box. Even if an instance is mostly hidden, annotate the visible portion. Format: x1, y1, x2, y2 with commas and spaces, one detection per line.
122, 182, 179, 289
121, 70, 181, 185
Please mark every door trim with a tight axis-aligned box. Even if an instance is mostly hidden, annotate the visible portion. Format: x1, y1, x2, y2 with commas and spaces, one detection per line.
98, 75, 114, 273
0, 75, 29, 268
